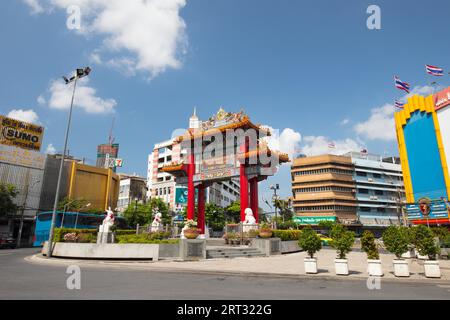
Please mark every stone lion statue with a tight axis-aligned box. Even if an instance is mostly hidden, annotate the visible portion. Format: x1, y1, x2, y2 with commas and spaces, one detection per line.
243, 208, 257, 232
244, 208, 256, 224
99, 207, 115, 233
150, 211, 163, 232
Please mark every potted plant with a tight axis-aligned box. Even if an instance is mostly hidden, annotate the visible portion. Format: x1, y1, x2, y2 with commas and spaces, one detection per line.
329, 224, 355, 275
298, 226, 322, 274
222, 232, 230, 244
412, 225, 441, 278
227, 231, 238, 245
258, 223, 273, 238
382, 226, 411, 277
183, 219, 199, 239
361, 230, 383, 276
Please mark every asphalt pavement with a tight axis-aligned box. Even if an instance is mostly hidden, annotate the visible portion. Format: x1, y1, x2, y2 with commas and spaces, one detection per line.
0, 248, 449, 300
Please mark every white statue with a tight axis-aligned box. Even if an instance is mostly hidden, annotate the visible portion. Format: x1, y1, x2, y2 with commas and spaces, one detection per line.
99, 207, 115, 233
243, 208, 258, 232
180, 224, 190, 239
150, 210, 163, 232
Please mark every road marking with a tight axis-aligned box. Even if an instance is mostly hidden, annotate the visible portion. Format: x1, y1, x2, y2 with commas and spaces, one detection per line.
0, 253, 14, 256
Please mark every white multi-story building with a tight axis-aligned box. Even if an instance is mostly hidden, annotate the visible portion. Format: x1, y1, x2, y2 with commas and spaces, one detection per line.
345, 152, 406, 231
117, 173, 147, 213
147, 109, 240, 211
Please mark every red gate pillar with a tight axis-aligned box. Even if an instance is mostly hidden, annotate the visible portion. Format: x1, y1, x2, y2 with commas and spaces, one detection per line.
197, 185, 205, 234
187, 153, 195, 220
250, 177, 259, 223
240, 140, 249, 222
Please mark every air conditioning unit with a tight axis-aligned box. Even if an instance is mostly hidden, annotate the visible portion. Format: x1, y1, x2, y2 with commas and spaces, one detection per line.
368, 178, 373, 182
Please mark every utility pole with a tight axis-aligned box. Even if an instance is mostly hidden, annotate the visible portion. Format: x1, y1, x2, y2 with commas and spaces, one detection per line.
16, 170, 30, 249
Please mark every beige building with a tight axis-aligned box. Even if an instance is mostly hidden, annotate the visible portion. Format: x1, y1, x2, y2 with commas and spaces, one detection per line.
291, 154, 358, 225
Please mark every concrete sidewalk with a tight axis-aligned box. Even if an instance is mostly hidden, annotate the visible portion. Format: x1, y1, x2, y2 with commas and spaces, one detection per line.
28, 248, 450, 284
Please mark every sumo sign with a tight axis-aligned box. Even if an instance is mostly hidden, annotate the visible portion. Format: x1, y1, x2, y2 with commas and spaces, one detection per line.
0, 115, 44, 151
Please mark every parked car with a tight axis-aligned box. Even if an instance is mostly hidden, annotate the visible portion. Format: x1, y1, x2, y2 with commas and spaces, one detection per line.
318, 234, 332, 246
0, 235, 16, 249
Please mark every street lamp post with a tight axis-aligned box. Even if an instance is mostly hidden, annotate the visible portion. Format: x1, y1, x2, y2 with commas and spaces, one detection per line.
74, 203, 91, 229
47, 67, 91, 258
270, 184, 280, 229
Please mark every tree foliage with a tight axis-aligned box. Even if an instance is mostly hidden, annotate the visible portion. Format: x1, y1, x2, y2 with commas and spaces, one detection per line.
361, 230, 379, 260
0, 183, 18, 217
411, 225, 440, 260
57, 197, 103, 213
382, 226, 411, 259
298, 225, 322, 258
224, 201, 241, 223
273, 199, 293, 222
123, 198, 170, 228
329, 224, 355, 259
205, 203, 225, 231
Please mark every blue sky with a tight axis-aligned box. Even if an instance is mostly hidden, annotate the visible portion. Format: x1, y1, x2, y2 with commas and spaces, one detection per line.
1, 0, 450, 201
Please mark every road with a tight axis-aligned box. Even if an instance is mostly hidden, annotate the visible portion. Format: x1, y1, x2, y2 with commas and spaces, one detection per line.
0, 248, 449, 300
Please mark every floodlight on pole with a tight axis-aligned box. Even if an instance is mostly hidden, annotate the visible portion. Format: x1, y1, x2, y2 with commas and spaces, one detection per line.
47, 67, 91, 258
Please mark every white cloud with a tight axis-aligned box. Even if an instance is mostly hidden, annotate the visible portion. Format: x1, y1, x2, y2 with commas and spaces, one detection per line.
46, 77, 117, 114
354, 85, 437, 141
45, 143, 56, 154
7, 109, 40, 124
22, 0, 44, 14
37, 95, 46, 106
340, 118, 350, 125
24, 0, 188, 79
301, 136, 363, 156
354, 103, 396, 141
262, 127, 302, 160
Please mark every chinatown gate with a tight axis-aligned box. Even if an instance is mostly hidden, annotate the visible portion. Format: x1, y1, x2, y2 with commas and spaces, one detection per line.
162, 108, 289, 235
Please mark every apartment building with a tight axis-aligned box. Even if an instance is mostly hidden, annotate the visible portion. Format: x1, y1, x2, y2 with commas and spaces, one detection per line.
291, 152, 405, 230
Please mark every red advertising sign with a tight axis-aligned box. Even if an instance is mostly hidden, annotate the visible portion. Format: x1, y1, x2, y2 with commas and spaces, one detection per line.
433, 87, 450, 111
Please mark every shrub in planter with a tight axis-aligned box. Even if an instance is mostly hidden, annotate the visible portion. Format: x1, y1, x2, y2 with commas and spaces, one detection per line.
272, 230, 302, 241
361, 230, 383, 276
298, 226, 322, 274
329, 224, 355, 275
411, 225, 441, 278
77, 233, 94, 243
247, 229, 259, 238
382, 226, 411, 277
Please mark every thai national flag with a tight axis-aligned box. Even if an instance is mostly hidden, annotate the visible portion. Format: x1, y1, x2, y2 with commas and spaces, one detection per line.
426, 64, 444, 76
394, 76, 410, 93
328, 141, 335, 149
395, 100, 404, 109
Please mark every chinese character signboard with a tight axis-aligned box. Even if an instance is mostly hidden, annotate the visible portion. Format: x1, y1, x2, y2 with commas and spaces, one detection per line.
0, 115, 44, 151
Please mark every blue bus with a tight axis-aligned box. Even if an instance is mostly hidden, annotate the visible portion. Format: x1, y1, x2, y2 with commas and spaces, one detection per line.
33, 211, 128, 247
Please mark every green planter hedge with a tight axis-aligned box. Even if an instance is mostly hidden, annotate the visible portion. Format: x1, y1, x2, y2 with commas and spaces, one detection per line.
272, 230, 302, 241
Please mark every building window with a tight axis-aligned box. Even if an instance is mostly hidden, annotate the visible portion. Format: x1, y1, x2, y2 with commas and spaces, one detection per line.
356, 171, 367, 177
375, 190, 383, 196
360, 207, 371, 212
373, 173, 382, 179
358, 188, 369, 194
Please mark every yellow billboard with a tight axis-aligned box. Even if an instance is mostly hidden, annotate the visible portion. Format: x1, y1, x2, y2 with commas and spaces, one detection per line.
0, 115, 44, 151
